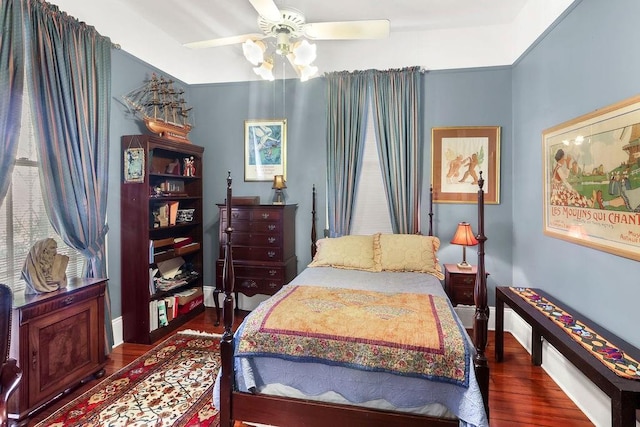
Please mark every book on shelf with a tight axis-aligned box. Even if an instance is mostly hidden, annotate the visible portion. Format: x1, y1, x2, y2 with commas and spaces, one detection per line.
164, 296, 177, 322
169, 201, 179, 226
149, 267, 159, 295
158, 301, 168, 327
175, 242, 200, 256
149, 300, 158, 332
148, 294, 188, 331
173, 236, 193, 248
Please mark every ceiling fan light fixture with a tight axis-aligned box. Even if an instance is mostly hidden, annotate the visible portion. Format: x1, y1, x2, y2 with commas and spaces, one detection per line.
242, 39, 266, 65
292, 40, 316, 66
275, 29, 291, 55
298, 64, 318, 82
253, 57, 275, 81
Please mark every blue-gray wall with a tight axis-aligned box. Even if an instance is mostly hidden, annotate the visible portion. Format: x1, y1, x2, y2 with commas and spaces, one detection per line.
512, 0, 639, 348
105, 0, 637, 348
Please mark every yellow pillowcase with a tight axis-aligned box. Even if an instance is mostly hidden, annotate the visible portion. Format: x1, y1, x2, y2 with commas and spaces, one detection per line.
378, 234, 444, 279
309, 234, 381, 272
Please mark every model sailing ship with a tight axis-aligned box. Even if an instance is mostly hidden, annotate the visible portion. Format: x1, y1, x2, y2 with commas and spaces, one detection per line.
123, 73, 193, 143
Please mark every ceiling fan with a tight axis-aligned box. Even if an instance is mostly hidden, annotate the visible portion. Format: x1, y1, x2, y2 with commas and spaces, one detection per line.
184, 0, 390, 81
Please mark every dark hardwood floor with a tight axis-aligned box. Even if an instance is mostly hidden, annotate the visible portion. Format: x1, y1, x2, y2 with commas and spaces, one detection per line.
28, 308, 593, 426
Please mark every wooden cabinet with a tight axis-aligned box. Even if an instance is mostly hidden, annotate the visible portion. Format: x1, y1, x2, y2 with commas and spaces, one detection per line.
8, 278, 107, 423
215, 204, 297, 324
444, 263, 478, 306
121, 135, 204, 344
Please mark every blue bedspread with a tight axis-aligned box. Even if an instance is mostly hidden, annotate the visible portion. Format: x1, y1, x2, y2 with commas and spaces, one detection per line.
214, 267, 488, 427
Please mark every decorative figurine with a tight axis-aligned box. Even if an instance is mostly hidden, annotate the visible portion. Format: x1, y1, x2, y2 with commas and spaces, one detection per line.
22, 238, 69, 294
183, 156, 196, 177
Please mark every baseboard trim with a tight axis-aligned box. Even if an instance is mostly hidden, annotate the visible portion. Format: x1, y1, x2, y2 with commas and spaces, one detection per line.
490, 307, 639, 427
112, 315, 123, 348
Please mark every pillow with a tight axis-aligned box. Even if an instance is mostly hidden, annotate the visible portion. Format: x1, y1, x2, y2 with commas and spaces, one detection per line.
378, 234, 444, 279
308, 234, 381, 272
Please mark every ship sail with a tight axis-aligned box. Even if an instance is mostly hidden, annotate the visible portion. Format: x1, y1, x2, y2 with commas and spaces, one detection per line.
123, 73, 193, 143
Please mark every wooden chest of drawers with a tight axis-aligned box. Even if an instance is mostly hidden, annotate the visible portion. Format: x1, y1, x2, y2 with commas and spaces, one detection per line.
215, 204, 297, 324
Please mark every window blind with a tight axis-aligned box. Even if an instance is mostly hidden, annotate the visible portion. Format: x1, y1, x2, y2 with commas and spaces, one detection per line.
0, 85, 83, 293
350, 99, 393, 235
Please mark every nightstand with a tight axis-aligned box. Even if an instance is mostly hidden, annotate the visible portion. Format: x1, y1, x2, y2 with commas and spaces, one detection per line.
444, 263, 479, 306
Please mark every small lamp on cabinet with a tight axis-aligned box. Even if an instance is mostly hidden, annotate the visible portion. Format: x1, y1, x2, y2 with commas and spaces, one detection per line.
450, 222, 478, 269
272, 175, 286, 205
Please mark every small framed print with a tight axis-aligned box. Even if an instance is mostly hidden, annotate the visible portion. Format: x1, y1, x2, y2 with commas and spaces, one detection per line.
124, 147, 145, 183
431, 126, 501, 204
244, 119, 286, 181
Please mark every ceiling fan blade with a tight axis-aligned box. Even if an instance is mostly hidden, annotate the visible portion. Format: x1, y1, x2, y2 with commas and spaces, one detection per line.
303, 19, 390, 40
249, 0, 282, 22
183, 34, 265, 49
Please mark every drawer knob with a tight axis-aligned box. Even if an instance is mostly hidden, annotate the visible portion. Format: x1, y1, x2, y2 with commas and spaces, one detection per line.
268, 224, 276, 231
268, 270, 277, 276
268, 237, 276, 244
241, 280, 258, 289
268, 283, 279, 289
262, 213, 270, 219
63, 296, 74, 305
232, 212, 239, 218
267, 251, 276, 258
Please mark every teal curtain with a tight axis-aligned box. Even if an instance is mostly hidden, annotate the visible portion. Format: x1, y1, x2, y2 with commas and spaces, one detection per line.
370, 67, 423, 234
325, 71, 369, 237
0, 0, 24, 203
22, 0, 114, 350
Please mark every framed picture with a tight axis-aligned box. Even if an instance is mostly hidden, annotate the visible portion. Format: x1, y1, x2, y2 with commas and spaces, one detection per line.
244, 119, 287, 181
431, 126, 501, 204
543, 95, 640, 261
124, 147, 145, 183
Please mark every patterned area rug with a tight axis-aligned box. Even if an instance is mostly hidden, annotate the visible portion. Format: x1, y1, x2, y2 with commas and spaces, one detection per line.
36, 331, 221, 426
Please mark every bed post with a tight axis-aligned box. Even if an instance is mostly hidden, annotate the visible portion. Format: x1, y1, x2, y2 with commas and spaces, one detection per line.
220, 171, 235, 427
473, 171, 490, 417
428, 184, 434, 236
311, 185, 317, 258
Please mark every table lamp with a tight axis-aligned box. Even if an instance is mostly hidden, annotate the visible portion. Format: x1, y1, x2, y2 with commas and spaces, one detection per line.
450, 222, 478, 269
272, 175, 287, 205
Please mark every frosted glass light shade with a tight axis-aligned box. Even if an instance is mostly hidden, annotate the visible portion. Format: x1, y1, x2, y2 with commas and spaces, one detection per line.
243, 39, 266, 65
253, 58, 275, 81
292, 40, 316, 66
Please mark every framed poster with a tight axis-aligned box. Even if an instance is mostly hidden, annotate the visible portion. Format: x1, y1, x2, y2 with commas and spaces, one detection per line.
543, 95, 640, 261
244, 119, 286, 181
431, 126, 501, 204
124, 147, 145, 183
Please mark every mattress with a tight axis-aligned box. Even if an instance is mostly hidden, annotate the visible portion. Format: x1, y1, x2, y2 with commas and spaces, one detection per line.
214, 266, 488, 427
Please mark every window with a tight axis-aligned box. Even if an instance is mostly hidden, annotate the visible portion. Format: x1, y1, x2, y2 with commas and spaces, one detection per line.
350, 98, 393, 235
0, 86, 83, 293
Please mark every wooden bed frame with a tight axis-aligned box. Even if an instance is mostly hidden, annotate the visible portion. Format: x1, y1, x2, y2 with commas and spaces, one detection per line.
219, 171, 489, 427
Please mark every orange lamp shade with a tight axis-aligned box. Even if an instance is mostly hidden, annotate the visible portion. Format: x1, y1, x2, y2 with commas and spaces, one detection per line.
450, 222, 478, 269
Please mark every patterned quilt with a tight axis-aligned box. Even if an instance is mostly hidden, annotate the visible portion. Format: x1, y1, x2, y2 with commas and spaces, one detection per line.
236, 285, 470, 387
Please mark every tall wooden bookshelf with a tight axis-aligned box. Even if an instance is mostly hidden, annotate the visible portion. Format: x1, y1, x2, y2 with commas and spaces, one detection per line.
120, 134, 204, 344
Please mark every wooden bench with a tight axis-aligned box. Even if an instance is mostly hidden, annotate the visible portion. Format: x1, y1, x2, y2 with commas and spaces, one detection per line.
495, 286, 640, 427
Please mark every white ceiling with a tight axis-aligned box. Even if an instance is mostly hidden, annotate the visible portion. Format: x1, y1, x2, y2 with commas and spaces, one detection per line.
50, 0, 575, 85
